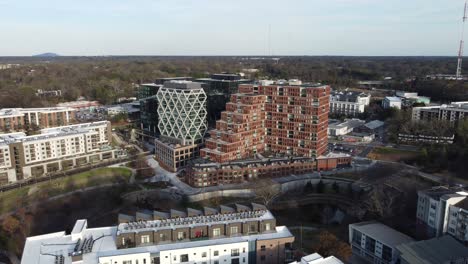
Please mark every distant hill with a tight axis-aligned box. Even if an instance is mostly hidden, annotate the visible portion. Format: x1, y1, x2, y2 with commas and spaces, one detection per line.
33, 53, 60, 57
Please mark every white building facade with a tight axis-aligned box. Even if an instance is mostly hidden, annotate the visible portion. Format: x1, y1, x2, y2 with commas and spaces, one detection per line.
416, 186, 468, 243
329, 91, 370, 116
382, 97, 402, 109
0, 121, 120, 184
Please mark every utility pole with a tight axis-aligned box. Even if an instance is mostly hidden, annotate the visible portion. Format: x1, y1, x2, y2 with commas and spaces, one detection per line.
456, 0, 468, 79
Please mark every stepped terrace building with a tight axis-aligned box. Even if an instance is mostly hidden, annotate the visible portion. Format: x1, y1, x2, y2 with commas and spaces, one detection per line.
0, 121, 120, 184
201, 81, 331, 163
22, 204, 295, 264
154, 81, 208, 172
0, 107, 76, 132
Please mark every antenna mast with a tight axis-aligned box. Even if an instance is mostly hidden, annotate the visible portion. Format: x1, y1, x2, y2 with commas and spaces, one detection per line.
456, 0, 468, 79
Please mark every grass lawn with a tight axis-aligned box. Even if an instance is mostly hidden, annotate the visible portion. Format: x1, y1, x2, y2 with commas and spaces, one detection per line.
0, 167, 132, 215
368, 147, 421, 162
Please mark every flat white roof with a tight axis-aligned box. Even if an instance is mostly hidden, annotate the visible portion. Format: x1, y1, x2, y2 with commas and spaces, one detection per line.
22, 221, 292, 264
350, 221, 414, 247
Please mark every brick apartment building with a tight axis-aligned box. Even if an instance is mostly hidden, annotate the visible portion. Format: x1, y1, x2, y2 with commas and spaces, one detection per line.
201, 82, 331, 163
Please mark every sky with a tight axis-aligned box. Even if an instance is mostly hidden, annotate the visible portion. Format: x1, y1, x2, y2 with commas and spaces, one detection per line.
0, 0, 465, 56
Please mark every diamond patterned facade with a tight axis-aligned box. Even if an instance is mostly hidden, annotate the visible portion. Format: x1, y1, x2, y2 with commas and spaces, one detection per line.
156, 81, 207, 145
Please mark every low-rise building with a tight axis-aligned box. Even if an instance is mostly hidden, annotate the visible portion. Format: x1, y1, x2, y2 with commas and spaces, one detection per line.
395, 91, 430, 106
412, 101, 468, 122
349, 221, 414, 264
329, 91, 370, 116
382, 97, 402, 109
57, 100, 101, 111
186, 154, 352, 187
416, 186, 468, 242
0, 107, 76, 132
328, 119, 366, 136
398, 133, 454, 145
396, 235, 468, 264
0, 121, 120, 184
22, 204, 295, 264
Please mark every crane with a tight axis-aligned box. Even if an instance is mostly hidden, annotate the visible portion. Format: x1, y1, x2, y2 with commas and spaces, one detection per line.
456, 0, 468, 79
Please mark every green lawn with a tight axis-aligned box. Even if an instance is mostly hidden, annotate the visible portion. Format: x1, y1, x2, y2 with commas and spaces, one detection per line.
0, 167, 132, 215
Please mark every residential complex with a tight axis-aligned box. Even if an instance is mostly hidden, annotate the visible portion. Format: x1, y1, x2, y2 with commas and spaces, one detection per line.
382, 97, 402, 109
22, 204, 295, 264
0, 121, 120, 184
154, 81, 208, 172
329, 90, 370, 116
416, 186, 468, 243
0, 107, 76, 132
201, 82, 330, 163
412, 101, 468, 122
195, 73, 251, 126
349, 221, 414, 264
186, 154, 351, 187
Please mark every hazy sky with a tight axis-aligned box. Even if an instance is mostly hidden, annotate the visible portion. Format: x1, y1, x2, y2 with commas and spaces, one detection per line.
0, 0, 465, 56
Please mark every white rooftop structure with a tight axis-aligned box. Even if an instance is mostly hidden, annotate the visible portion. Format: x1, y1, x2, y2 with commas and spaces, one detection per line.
289, 253, 343, 264
349, 221, 414, 248
0, 107, 76, 117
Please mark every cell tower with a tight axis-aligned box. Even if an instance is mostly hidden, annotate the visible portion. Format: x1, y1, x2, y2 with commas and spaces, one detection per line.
456, 0, 468, 79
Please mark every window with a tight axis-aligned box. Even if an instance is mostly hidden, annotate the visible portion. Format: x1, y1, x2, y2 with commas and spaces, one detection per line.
248, 224, 256, 233
214, 250, 219, 256
231, 258, 240, 264
141, 235, 150, 244
260, 245, 266, 251
180, 254, 189, 262
202, 252, 207, 258
213, 228, 221, 237
230, 226, 238, 235
214, 261, 219, 264
260, 255, 266, 261
123, 261, 132, 264
264, 223, 271, 231
177, 231, 185, 240
231, 249, 240, 256
159, 233, 166, 241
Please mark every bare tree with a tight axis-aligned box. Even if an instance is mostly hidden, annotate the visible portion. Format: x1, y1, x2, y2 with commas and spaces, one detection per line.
252, 179, 281, 207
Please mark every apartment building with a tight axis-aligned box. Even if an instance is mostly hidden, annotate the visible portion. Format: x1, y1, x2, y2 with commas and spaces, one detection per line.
0, 107, 76, 132
186, 154, 351, 187
22, 204, 295, 264
201, 93, 266, 163
349, 221, 414, 264
154, 81, 208, 172
416, 186, 468, 243
329, 91, 370, 116
0, 121, 119, 184
412, 101, 468, 122
201, 81, 330, 163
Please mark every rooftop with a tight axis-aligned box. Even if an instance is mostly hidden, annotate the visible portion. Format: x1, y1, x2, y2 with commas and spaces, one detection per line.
364, 120, 384, 130
118, 204, 274, 235
419, 186, 467, 200
0, 121, 108, 146
328, 119, 365, 130
350, 221, 414, 247
385, 96, 402, 102
330, 90, 369, 102
396, 235, 468, 264
291, 253, 344, 264
0, 107, 76, 117
162, 80, 204, 90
